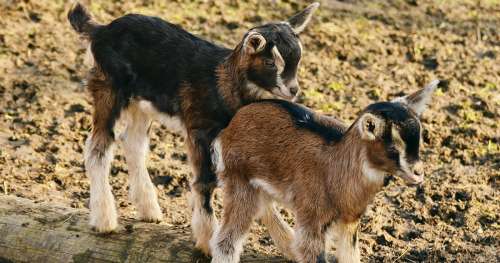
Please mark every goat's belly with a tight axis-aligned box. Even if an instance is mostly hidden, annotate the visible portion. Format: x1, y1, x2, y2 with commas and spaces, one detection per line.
157, 115, 186, 136
249, 178, 294, 208
137, 100, 187, 136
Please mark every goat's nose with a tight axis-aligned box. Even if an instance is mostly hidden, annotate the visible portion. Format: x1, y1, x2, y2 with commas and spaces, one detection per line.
289, 85, 299, 95
412, 162, 424, 176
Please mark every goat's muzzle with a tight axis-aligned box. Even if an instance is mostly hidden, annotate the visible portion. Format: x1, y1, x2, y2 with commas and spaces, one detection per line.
272, 83, 300, 101
398, 161, 424, 185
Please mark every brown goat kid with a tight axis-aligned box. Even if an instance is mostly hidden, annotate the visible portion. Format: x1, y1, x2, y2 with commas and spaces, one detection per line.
209, 81, 439, 263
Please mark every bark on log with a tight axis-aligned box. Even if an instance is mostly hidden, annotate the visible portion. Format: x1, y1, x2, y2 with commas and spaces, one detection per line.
0, 195, 288, 263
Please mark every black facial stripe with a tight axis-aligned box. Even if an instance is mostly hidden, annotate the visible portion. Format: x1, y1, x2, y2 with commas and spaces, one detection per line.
278, 42, 300, 81
383, 123, 401, 167
399, 119, 420, 162
281, 60, 299, 81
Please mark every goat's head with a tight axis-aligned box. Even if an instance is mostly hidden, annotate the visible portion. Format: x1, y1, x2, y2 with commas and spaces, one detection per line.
236, 3, 319, 100
356, 80, 439, 185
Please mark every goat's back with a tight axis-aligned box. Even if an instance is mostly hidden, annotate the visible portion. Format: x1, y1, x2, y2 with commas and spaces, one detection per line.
89, 14, 231, 97
217, 100, 347, 182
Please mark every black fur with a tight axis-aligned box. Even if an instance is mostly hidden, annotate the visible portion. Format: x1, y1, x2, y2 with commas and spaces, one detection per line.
258, 99, 344, 143
68, 8, 303, 137
90, 14, 233, 129
316, 251, 327, 263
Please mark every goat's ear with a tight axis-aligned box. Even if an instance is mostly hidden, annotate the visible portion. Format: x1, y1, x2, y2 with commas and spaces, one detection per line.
392, 80, 439, 116
243, 32, 266, 54
358, 113, 384, 141
287, 2, 320, 34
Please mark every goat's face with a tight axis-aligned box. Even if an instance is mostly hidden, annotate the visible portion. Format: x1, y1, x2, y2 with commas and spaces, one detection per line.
358, 80, 439, 185
239, 3, 319, 100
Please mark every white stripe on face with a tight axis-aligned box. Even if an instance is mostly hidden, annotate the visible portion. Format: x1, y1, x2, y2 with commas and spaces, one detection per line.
272, 46, 285, 74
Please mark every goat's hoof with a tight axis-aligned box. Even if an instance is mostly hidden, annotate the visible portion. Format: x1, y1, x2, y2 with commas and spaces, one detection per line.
192, 247, 212, 261
138, 208, 163, 223
140, 216, 163, 223
194, 241, 211, 257
90, 218, 118, 233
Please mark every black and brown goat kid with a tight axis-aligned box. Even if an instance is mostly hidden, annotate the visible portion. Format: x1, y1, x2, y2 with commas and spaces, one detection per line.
210, 81, 439, 263
67, 2, 319, 254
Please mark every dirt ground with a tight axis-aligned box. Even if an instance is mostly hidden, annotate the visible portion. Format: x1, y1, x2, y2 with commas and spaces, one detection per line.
0, 0, 498, 262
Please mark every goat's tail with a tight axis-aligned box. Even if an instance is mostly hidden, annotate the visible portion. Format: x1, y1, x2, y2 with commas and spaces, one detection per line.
68, 3, 99, 37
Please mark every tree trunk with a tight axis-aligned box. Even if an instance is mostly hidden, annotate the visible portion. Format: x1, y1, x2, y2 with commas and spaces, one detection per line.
0, 195, 287, 263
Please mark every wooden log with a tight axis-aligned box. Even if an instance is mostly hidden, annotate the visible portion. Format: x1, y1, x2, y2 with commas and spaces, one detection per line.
0, 195, 288, 263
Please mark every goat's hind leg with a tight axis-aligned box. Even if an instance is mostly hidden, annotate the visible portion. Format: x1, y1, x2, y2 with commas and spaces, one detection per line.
85, 76, 119, 233
210, 184, 261, 263
188, 131, 219, 255
260, 201, 295, 260
86, 131, 117, 232
121, 104, 162, 222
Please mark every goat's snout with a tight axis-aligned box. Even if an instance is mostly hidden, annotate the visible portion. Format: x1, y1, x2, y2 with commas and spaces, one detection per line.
286, 78, 300, 101
403, 161, 424, 185
398, 161, 424, 185
412, 162, 424, 177
289, 85, 299, 96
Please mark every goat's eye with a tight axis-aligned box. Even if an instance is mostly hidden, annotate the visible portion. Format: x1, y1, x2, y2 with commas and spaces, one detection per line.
265, 59, 275, 67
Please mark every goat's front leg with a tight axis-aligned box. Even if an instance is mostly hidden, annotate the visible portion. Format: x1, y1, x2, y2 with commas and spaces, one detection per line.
292, 220, 326, 263
121, 109, 162, 222
331, 221, 360, 263
187, 130, 219, 256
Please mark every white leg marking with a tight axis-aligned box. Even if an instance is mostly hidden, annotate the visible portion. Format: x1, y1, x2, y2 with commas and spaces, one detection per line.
190, 191, 219, 256
209, 222, 246, 263
85, 137, 118, 232
122, 106, 163, 222
331, 223, 361, 263
211, 137, 225, 174
211, 191, 266, 263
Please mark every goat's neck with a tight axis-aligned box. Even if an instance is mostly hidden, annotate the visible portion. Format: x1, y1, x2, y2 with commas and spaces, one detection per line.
215, 56, 245, 114
216, 52, 275, 114
324, 131, 385, 219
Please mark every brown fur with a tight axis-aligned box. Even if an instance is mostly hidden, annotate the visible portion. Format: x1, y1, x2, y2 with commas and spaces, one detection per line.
218, 104, 385, 221
86, 69, 115, 155
214, 45, 277, 113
